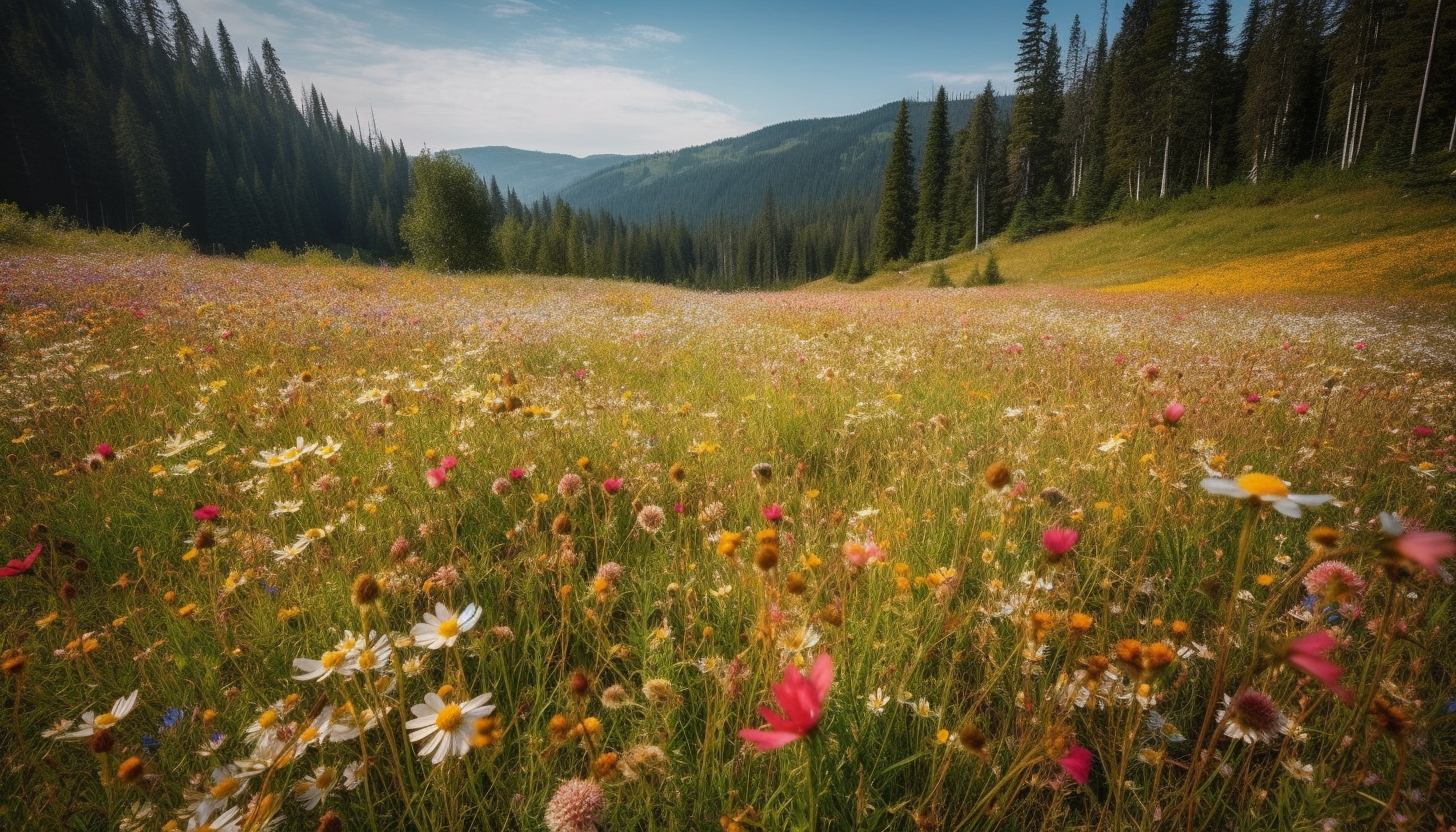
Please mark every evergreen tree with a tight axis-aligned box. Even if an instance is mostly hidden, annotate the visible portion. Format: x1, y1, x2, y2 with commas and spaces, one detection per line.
948, 82, 1008, 248
1007, 0, 1054, 204
873, 100, 917, 264
112, 91, 175, 227
913, 87, 952, 260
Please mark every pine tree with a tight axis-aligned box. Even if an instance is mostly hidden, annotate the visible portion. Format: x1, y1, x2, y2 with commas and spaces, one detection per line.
113, 91, 176, 227
913, 87, 952, 261
1008, 0, 1052, 203
948, 83, 1008, 247
873, 100, 917, 264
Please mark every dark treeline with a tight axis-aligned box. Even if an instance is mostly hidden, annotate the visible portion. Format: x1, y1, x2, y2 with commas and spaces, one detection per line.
875, 0, 1456, 268
493, 187, 878, 288
1, 0, 410, 257
404, 150, 879, 288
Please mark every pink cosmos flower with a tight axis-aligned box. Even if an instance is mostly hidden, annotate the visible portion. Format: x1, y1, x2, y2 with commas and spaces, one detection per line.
762, 503, 783, 523
426, 467, 448, 489
1382, 513, 1456, 574
1163, 402, 1185, 425
440, 456, 458, 470
1285, 631, 1353, 706
193, 505, 219, 521
1042, 527, 1079, 557
601, 478, 623, 495
1058, 744, 1093, 785
0, 544, 41, 578
1293, 402, 1311, 415
739, 652, 833, 751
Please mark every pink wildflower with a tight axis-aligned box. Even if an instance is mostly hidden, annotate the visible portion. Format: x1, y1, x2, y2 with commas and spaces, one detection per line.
762, 503, 783, 523
0, 544, 41, 578
1042, 527, 1079, 558
1293, 402, 1311, 415
1058, 744, 1093, 785
426, 467, 448, 489
1163, 401, 1185, 425
739, 652, 832, 751
440, 455, 458, 470
1284, 631, 1353, 706
193, 505, 219, 521
601, 478, 623, 495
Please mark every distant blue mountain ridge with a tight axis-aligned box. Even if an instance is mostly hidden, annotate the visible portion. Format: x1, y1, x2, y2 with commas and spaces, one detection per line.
451, 96, 1012, 226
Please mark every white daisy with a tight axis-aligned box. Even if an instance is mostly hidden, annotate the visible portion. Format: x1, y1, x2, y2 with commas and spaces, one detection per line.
346, 631, 392, 675
63, 689, 139, 738
866, 688, 890, 714
405, 692, 495, 765
410, 603, 481, 650
292, 765, 338, 810
1200, 474, 1332, 518
292, 648, 351, 682
188, 765, 251, 819
184, 804, 241, 832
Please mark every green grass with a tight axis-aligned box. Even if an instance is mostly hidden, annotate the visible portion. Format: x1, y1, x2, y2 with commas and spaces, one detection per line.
843, 177, 1456, 295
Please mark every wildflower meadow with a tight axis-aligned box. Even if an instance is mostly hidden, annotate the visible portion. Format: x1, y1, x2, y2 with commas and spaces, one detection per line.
2, 246, 1454, 831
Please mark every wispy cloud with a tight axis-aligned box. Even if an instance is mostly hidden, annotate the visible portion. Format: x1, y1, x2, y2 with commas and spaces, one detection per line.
180, 0, 752, 156
488, 0, 540, 18
910, 68, 1015, 92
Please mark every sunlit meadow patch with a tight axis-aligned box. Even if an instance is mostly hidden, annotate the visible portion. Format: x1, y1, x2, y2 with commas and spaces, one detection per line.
1, 248, 1454, 831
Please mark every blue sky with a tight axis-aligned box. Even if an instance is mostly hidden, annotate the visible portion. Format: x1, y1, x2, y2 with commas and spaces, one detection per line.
184, 0, 1249, 156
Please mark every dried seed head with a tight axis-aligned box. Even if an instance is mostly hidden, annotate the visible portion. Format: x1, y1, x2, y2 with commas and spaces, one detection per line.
984, 462, 1011, 490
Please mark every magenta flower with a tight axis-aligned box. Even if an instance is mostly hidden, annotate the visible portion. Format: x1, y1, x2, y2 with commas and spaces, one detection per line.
1354, 341, 1366, 350
1413, 427, 1433, 438
762, 503, 783, 523
1293, 402, 1311, 415
0, 544, 41, 578
1246, 394, 1261, 403
602, 478, 623, 495
1042, 527, 1079, 557
193, 505, 219, 521
426, 467, 448, 489
508, 467, 527, 481
440, 455, 458, 470
739, 652, 833, 751
674, 502, 684, 514
1284, 631, 1353, 706
1163, 401, 1185, 425
1058, 744, 1093, 785
95, 443, 115, 460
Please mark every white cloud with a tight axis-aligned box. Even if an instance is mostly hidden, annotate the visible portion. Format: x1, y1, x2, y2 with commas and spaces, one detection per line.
179, 0, 754, 156
489, 0, 540, 18
294, 43, 755, 156
910, 69, 1014, 93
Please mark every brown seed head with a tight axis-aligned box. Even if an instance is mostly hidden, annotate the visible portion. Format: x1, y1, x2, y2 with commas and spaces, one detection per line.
784, 571, 807, 594
351, 574, 381, 606
1308, 526, 1341, 549
669, 463, 685, 482
89, 728, 116, 754
552, 512, 572, 536
984, 461, 1011, 490
316, 811, 343, 832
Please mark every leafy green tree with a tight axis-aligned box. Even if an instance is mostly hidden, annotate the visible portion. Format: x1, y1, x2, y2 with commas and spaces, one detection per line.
399, 151, 496, 271
874, 100, 917, 264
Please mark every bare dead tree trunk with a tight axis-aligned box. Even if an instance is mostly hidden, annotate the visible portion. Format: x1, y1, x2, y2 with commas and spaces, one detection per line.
1160, 133, 1170, 198
1412, 0, 1443, 157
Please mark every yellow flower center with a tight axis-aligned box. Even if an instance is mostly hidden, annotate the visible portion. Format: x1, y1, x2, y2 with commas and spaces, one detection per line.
1235, 473, 1288, 499
210, 776, 240, 799
315, 769, 335, 791
321, 650, 347, 670
437, 619, 460, 639
299, 727, 319, 744
356, 650, 377, 671
95, 713, 119, 728
435, 704, 464, 732
257, 709, 278, 729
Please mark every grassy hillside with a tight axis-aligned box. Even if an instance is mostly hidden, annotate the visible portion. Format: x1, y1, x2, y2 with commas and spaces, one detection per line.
846, 179, 1456, 299
559, 98, 1011, 225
